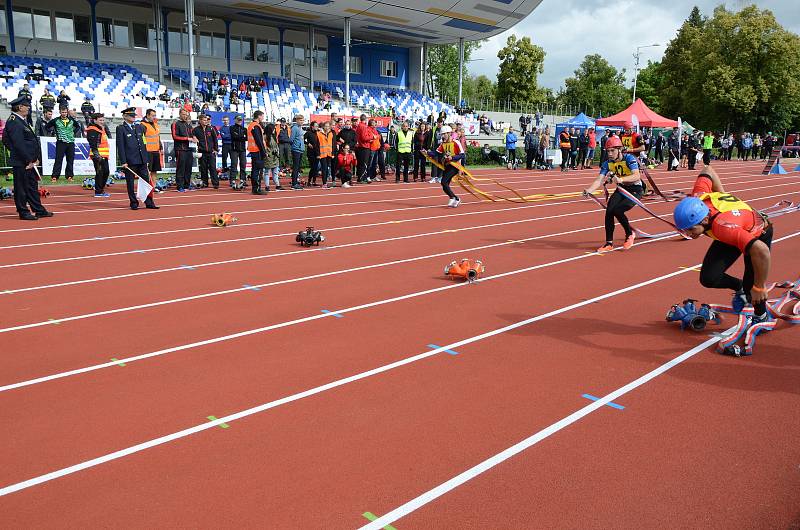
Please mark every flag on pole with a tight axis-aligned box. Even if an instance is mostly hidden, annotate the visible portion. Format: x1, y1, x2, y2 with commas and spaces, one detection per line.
135, 176, 153, 203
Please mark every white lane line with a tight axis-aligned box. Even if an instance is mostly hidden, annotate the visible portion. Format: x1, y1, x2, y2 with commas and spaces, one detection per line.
0, 171, 556, 211
0, 164, 763, 232
0, 229, 676, 392
0, 171, 560, 217
3, 184, 793, 297
359, 336, 723, 529
0, 250, 726, 497
0, 202, 605, 295
0, 172, 791, 265
0, 212, 638, 334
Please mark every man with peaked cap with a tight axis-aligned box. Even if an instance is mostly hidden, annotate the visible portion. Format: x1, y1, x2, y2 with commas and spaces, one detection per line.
86, 112, 111, 197
4, 96, 53, 220
116, 107, 158, 210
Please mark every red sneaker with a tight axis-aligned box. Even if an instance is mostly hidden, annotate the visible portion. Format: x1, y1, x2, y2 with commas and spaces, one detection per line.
623, 233, 636, 250
597, 243, 613, 253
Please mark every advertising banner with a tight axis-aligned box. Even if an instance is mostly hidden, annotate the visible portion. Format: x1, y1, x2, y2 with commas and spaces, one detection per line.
40, 137, 117, 175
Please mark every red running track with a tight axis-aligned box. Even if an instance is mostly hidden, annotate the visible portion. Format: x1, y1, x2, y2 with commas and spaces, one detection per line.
0, 161, 798, 528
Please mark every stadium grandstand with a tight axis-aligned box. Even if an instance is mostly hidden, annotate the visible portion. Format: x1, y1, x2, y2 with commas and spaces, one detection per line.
0, 0, 543, 120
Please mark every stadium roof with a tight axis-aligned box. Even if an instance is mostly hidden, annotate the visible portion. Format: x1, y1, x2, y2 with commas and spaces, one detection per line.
162, 0, 543, 46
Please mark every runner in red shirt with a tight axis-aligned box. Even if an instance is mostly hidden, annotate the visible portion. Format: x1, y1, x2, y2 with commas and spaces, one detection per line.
673, 165, 772, 322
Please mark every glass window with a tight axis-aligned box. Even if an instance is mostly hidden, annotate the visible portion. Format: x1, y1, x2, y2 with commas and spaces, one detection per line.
33, 10, 51, 40
242, 37, 253, 61
13, 9, 33, 39
97, 18, 112, 46
315, 47, 327, 68
0, 9, 6, 35
114, 21, 129, 47
212, 33, 225, 58
181, 30, 188, 53
147, 25, 156, 50
55, 12, 74, 42
74, 15, 91, 43
198, 32, 211, 56
282, 42, 293, 64
168, 28, 182, 53
256, 39, 268, 62
294, 45, 305, 65
380, 60, 397, 78
267, 41, 279, 63
229, 36, 241, 60
131, 22, 147, 49
345, 56, 361, 75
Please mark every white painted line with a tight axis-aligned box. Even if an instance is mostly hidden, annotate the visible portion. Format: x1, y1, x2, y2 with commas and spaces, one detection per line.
0, 251, 731, 497
0, 204, 606, 295
359, 335, 723, 530
0, 229, 677, 392
0, 164, 767, 235
3, 185, 793, 298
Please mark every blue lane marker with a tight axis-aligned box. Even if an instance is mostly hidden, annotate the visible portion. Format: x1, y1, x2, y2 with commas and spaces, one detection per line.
582, 393, 625, 410
180, 264, 196, 271
427, 343, 460, 356
243, 284, 261, 291
321, 309, 344, 318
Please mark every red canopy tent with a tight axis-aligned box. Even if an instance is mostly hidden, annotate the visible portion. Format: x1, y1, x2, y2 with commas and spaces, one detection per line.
596, 98, 678, 128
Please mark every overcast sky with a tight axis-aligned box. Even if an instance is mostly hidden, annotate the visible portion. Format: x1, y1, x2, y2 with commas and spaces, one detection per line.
470, 0, 800, 90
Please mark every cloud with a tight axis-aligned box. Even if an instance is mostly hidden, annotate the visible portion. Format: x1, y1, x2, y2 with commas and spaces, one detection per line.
469, 0, 800, 91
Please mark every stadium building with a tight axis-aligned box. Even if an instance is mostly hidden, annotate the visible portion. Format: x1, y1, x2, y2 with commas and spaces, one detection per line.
0, 0, 541, 118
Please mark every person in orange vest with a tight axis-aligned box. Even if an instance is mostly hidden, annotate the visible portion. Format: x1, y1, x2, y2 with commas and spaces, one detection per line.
141, 108, 162, 187
247, 110, 267, 195
317, 120, 335, 188
559, 128, 572, 171
86, 113, 111, 197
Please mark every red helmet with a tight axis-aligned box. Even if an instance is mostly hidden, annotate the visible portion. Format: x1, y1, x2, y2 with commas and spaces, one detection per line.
623, 120, 633, 130
605, 136, 623, 149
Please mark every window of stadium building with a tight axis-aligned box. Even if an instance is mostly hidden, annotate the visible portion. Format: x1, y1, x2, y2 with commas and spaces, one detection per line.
74, 15, 91, 43
315, 47, 327, 68
294, 45, 305, 66
199, 32, 212, 56
0, 9, 6, 35
282, 42, 293, 64
212, 33, 225, 58
168, 28, 182, 53
12, 8, 34, 39
97, 18, 112, 46
33, 9, 52, 39
256, 39, 268, 62
147, 25, 156, 49
114, 21, 129, 47
380, 59, 397, 78
132, 22, 148, 49
267, 41, 279, 63
344, 56, 362, 74
55, 12, 75, 42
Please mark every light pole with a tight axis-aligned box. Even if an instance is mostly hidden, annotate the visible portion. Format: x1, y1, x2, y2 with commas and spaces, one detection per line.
632, 43, 660, 104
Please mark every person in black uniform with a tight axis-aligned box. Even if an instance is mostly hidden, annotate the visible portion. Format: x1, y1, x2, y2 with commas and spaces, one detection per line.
81, 98, 95, 125
116, 107, 158, 210
192, 113, 219, 188
4, 96, 53, 220
34, 108, 54, 137
228, 115, 248, 187
667, 128, 679, 171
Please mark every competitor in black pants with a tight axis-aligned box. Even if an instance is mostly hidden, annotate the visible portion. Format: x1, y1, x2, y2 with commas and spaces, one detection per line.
583, 135, 642, 253
427, 125, 464, 207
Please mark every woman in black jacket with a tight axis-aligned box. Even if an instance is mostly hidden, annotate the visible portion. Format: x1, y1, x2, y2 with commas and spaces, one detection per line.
304, 121, 320, 186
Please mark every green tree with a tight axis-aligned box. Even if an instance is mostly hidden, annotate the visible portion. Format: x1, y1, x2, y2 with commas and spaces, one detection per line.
495, 35, 547, 104
634, 60, 665, 114
463, 74, 496, 104
426, 41, 483, 104
660, 5, 800, 131
560, 54, 630, 117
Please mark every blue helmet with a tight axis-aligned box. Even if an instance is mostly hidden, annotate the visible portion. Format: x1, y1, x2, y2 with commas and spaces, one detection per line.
673, 197, 710, 230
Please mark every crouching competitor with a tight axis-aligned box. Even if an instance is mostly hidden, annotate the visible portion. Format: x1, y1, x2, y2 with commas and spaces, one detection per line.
428, 125, 464, 207
673, 165, 773, 325
582, 135, 643, 252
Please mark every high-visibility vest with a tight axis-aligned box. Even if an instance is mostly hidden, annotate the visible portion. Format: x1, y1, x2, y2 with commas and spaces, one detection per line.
86, 125, 109, 158
247, 121, 261, 153
317, 130, 333, 158
397, 129, 413, 153
141, 119, 161, 152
